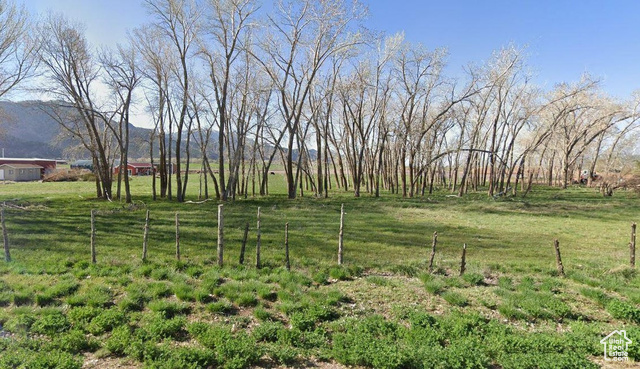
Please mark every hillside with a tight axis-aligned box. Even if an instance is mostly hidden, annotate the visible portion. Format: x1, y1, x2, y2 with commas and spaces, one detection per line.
0, 100, 154, 159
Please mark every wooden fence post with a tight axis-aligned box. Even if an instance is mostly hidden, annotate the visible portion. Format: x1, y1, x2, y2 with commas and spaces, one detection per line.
90, 210, 96, 264
2, 207, 10, 262
217, 204, 224, 267
142, 210, 150, 261
459, 243, 467, 276
428, 231, 437, 273
175, 212, 180, 261
631, 223, 636, 268
554, 239, 565, 277
285, 222, 290, 270
256, 207, 261, 269
240, 222, 249, 265
338, 203, 344, 265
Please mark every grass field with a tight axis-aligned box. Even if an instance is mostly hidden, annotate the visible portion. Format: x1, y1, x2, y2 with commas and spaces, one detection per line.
0, 176, 639, 368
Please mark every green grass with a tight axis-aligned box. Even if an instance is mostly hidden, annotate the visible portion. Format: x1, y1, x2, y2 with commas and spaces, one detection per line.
1, 179, 640, 367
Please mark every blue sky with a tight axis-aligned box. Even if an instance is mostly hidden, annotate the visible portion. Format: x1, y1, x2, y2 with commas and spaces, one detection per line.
24, 0, 640, 99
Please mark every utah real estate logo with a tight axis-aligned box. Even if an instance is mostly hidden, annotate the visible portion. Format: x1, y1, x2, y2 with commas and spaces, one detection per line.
600, 330, 632, 362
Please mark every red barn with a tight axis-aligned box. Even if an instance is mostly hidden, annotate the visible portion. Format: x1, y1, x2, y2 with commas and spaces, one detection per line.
114, 163, 155, 176
0, 158, 56, 176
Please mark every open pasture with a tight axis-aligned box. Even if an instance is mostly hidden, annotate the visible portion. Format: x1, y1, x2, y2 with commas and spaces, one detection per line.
0, 178, 639, 368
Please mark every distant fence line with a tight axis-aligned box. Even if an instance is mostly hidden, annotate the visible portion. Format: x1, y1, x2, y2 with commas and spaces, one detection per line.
0, 203, 637, 277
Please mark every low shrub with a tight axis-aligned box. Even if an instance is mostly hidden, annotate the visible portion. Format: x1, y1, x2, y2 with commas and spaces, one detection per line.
188, 323, 261, 369
252, 321, 284, 343
146, 345, 217, 369
442, 291, 469, 307
31, 311, 70, 335
51, 329, 99, 354
462, 273, 484, 286
185, 265, 204, 278
173, 283, 195, 302
332, 315, 412, 369
234, 292, 258, 307
207, 299, 235, 315
265, 343, 299, 366
150, 267, 171, 281
67, 306, 100, 331
497, 276, 514, 290
607, 299, 640, 323
253, 306, 275, 322
194, 289, 213, 303
105, 325, 133, 356
312, 271, 329, 285
48, 279, 80, 298
580, 287, 611, 307
147, 282, 172, 299
0, 292, 10, 307
68, 285, 113, 308
12, 291, 33, 306
366, 275, 391, 286
289, 303, 338, 331
328, 266, 350, 281
3, 313, 36, 333
35, 293, 56, 307
119, 284, 151, 312
422, 276, 445, 295
256, 286, 277, 301
144, 314, 186, 341
148, 300, 190, 318
517, 276, 536, 291
87, 308, 127, 335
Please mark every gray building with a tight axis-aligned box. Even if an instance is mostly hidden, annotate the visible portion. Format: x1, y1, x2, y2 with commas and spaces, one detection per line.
0, 164, 44, 181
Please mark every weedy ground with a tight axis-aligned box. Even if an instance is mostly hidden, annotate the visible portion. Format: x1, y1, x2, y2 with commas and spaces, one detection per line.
0, 176, 639, 368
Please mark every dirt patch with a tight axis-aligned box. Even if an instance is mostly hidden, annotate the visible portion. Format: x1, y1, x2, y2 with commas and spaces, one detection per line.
82, 354, 140, 369
324, 275, 443, 319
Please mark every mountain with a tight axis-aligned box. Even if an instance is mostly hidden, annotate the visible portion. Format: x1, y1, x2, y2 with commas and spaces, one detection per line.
0, 100, 64, 157
0, 100, 154, 159
0, 100, 306, 162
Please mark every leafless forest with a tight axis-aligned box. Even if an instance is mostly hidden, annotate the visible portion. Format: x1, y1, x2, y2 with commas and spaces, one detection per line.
1, 0, 639, 202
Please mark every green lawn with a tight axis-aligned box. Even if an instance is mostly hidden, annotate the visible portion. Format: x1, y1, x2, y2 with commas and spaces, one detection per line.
0, 177, 638, 368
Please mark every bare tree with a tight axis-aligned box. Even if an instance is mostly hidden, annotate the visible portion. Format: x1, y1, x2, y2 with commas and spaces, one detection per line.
101, 43, 141, 203
544, 77, 627, 188
145, 0, 199, 202
0, 0, 37, 98
253, 0, 364, 199
38, 14, 114, 199
134, 25, 174, 199
200, 0, 257, 201
338, 34, 398, 197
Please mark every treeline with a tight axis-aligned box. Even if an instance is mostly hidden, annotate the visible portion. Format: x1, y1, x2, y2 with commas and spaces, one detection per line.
1, 0, 639, 202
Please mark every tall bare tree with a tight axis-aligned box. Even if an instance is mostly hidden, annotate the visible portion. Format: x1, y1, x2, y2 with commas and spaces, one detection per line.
145, 0, 199, 202
101, 43, 141, 203
134, 25, 174, 199
200, 0, 257, 201
0, 0, 36, 98
38, 14, 114, 199
253, 0, 364, 199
